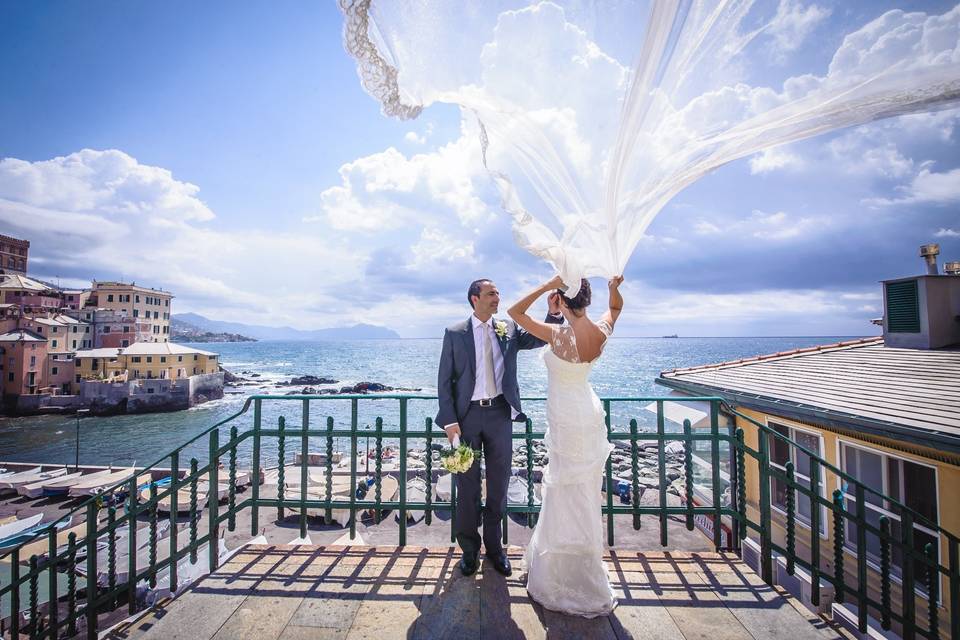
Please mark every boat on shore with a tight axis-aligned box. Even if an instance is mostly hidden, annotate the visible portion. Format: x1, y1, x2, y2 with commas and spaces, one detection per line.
0, 516, 72, 550
40, 468, 114, 497
0, 467, 68, 493
18, 471, 85, 498
0, 513, 43, 543
68, 470, 150, 497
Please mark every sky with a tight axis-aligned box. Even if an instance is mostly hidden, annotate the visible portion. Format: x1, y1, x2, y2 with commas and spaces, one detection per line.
0, 0, 958, 338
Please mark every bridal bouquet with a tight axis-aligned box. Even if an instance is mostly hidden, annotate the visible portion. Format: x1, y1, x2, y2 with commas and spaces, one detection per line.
440, 436, 479, 474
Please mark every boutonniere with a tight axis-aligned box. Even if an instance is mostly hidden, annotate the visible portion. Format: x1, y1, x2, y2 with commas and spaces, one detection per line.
494, 320, 508, 340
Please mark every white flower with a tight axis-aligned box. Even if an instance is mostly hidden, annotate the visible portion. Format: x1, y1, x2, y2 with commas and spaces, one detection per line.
494, 320, 508, 339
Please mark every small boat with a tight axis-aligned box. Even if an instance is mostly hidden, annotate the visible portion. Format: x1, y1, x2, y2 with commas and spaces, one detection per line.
69, 470, 149, 497
434, 473, 452, 502
142, 482, 229, 513
395, 477, 428, 524
0, 466, 44, 490
0, 513, 43, 542
8, 518, 80, 557
41, 468, 113, 497
18, 471, 85, 498
507, 475, 540, 506
0, 467, 68, 493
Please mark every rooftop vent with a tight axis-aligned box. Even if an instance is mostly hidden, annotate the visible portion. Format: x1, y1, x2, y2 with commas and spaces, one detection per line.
920, 243, 940, 275
881, 244, 960, 349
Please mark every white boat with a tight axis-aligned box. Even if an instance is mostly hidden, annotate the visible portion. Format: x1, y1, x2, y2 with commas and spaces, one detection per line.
143, 482, 229, 513
396, 477, 428, 524
40, 469, 113, 497
18, 471, 85, 498
0, 467, 42, 489
434, 473, 452, 502
0, 467, 67, 492
0, 513, 43, 541
69, 470, 149, 497
507, 475, 541, 506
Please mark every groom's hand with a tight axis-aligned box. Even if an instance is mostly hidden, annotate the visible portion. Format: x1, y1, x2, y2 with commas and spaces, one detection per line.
444, 423, 461, 444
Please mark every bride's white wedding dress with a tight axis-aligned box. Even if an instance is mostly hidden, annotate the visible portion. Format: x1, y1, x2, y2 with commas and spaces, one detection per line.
524, 320, 616, 617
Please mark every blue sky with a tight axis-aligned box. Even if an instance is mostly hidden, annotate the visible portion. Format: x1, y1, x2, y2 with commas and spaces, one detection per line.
0, 1, 958, 338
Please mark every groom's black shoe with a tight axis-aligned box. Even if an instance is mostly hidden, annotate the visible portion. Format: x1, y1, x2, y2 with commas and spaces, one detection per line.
459, 552, 480, 577
485, 551, 512, 577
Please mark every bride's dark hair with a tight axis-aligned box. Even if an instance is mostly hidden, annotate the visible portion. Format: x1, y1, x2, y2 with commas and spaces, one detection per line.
558, 279, 591, 310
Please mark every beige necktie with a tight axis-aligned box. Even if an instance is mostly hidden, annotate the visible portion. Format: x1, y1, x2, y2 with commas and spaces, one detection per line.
483, 323, 497, 398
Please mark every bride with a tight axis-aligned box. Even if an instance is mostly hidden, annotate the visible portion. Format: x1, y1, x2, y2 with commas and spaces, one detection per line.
507, 274, 624, 618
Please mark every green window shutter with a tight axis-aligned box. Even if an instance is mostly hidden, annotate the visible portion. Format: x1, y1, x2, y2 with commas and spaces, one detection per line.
885, 280, 920, 333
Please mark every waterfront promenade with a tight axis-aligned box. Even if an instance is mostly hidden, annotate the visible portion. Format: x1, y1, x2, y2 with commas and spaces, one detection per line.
107, 545, 846, 640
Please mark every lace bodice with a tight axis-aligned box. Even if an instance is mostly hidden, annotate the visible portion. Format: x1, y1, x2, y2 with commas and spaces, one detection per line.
549, 320, 613, 364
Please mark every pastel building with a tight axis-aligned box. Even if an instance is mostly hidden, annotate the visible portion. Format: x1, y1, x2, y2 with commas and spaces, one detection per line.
0, 329, 47, 397
87, 282, 173, 342
0, 274, 60, 312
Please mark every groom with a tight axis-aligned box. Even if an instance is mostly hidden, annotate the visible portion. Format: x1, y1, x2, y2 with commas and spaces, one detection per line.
437, 278, 562, 577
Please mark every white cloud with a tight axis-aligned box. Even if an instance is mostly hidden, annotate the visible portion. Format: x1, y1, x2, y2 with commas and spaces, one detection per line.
864, 167, 960, 206
409, 227, 476, 268
748, 209, 821, 241
404, 131, 426, 144
693, 220, 721, 235
0, 149, 369, 329
935, 227, 960, 237
765, 0, 831, 59
749, 146, 804, 174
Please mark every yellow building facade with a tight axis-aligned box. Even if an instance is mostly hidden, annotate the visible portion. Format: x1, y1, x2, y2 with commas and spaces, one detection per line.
74, 343, 218, 392
89, 281, 173, 343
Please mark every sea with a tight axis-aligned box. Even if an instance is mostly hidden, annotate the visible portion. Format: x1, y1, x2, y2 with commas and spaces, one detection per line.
0, 337, 856, 469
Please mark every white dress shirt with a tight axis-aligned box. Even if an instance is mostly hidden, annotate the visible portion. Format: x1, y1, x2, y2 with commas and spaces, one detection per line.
471, 314, 505, 401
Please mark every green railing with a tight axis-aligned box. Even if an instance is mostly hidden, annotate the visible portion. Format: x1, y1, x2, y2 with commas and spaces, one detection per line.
0, 394, 956, 639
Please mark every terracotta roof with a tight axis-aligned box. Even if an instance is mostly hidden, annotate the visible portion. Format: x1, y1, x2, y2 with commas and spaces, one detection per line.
659, 337, 960, 450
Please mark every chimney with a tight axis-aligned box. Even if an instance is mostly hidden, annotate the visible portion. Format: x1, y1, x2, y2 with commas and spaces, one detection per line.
881, 244, 960, 349
920, 243, 940, 275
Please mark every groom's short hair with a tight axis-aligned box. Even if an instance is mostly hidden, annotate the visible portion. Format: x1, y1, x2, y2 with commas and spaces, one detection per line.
468, 279, 493, 308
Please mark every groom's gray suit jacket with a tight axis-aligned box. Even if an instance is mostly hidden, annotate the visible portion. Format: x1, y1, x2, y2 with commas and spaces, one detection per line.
436, 314, 562, 427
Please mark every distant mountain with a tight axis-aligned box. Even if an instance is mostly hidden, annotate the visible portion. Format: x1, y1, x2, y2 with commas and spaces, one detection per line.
171, 317, 257, 343
172, 313, 401, 341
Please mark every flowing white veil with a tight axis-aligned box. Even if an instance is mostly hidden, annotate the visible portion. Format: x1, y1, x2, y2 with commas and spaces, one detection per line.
341, 0, 960, 295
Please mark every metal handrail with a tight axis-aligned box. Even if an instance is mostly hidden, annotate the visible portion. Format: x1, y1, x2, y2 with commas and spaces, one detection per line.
0, 394, 954, 639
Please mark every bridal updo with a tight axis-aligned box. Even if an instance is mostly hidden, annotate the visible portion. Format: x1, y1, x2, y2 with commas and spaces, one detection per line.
559, 279, 591, 311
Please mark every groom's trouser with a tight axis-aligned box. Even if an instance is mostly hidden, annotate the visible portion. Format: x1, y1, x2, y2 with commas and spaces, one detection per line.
454, 400, 512, 558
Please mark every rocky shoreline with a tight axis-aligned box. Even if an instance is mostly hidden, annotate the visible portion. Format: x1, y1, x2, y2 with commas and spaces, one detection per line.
222, 369, 423, 395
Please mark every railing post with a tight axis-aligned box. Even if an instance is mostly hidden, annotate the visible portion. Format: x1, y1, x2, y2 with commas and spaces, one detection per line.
85, 501, 99, 639
526, 418, 535, 529
735, 429, 746, 541
127, 476, 138, 614
251, 397, 262, 536
300, 400, 309, 539
375, 418, 383, 525
758, 427, 773, 585
855, 484, 867, 633
29, 554, 38, 638
229, 426, 238, 533
349, 398, 358, 540
10, 546, 20, 638
189, 458, 199, 564
604, 399, 615, 546
325, 416, 334, 525
66, 534, 76, 637
169, 451, 179, 594
47, 527, 58, 639
879, 516, 892, 630
399, 397, 408, 545
925, 542, 938, 638
656, 400, 667, 547
809, 459, 821, 607
902, 511, 916, 639
107, 505, 117, 604
277, 416, 286, 521
683, 418, 694, 532
630, 418, 641, 531
710, 400, 722, 550
785, 461, 796, 576
209, 428, 220, 572
425, 418, 433, 526
832, 489, 845, 605
149, 483, 158, 588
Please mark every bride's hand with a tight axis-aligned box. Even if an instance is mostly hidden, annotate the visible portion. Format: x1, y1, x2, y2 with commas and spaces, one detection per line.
608, 275, 624, 289
545, 274, 564, 290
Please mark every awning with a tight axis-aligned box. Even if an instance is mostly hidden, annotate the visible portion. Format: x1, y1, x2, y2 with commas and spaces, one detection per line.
644, 390, 712, 429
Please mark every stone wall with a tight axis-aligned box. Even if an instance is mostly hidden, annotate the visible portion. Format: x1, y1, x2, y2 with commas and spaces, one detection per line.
188, 371, 224, 406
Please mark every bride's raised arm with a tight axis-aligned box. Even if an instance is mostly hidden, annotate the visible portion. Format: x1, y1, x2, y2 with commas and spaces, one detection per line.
600, 276, 624, 330
507, 275, 564, 343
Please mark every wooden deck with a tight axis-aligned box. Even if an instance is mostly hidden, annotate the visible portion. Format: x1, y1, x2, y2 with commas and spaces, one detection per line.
105, 545, 849, 640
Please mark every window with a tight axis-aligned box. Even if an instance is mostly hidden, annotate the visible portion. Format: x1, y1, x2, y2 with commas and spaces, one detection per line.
72, 340, 77, 349
51, 340, 58, 348
72, 326, 78, 333
107, 294, 114, 302
91, 359, 99, 369
123, 326, 129, 333
146, 356, 153, 363
7, 372, 12, 382
178, 356, 183, 362
75, 374, 81, 383
160, 356, 166, 363
122, 340, 129, 347
133, 309, 139, 318
193, 355, 198, 361
103, 326, 110, 333
153, 311, 159, 319
768, 422, 825, 534
85, 326, 90, 333
165, 299, 169, 307
29, 356, 35, 367
52, 326, 58, 333
52, 366, 58, 375
841, 442, 939, 587
193, 367, 198, 374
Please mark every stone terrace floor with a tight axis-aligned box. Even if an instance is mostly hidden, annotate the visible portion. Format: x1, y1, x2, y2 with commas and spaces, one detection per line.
106, 545, 851, 640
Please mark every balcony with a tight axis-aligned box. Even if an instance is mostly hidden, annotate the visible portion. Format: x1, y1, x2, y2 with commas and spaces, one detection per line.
0, 395, 955, 639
